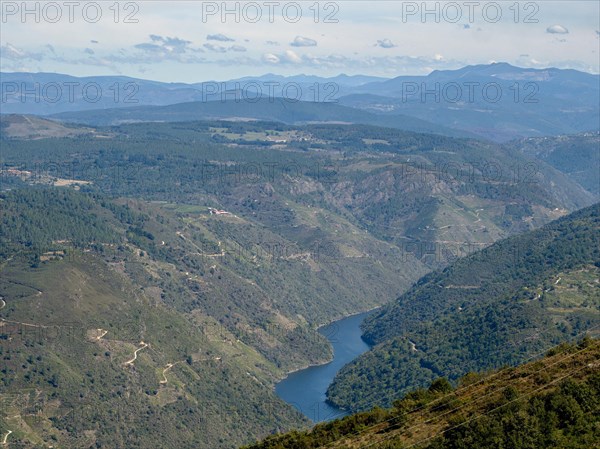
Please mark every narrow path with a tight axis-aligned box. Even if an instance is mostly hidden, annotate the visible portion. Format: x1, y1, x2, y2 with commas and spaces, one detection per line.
160, 361, 181, 384
125, 342, 148, 365
1, 430, 12, 445
160, 363, 174, 384
0, 316, 48, 329
0, 298, 5, 310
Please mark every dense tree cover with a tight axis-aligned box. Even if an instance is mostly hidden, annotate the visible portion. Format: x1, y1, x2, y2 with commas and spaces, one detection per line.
509, 132, 600, 195
0, 188, 139, 260
0, 119, 597, 447
0, 188, 317, 448
0, 186, 421, 447
0, 253, 307, 448
1, 120, 593, 273
327, 204, 600, 411
244, 338, 600, 449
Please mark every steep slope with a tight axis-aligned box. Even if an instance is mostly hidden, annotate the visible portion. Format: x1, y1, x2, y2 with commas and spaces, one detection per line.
327, 204, 600, 411
0, 189, 309, 448
508, 132, 600, 195
1, 119, 597, 446
1, 120, 595, 274
244, 337, 600, 449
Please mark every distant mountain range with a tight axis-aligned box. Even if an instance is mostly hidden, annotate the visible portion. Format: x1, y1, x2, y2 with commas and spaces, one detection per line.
0, 72, 385, 115
46, 98, 473, 138
341, 63, 600, 141
2, 63, 598, 141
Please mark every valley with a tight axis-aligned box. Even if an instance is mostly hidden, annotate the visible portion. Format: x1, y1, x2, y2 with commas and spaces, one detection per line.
0, 46, 599, 448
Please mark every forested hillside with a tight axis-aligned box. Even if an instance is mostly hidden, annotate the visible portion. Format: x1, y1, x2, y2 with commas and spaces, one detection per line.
327, 204, 600, 411
1, 119, 597, 447
2, 118, 594, 272
509, 132, 600, 195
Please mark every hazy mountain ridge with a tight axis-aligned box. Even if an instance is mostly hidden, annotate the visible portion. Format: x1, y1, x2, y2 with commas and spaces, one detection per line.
3, 63, 598, 141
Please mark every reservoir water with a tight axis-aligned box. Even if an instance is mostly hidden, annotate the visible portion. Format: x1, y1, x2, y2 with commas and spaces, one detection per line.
275, 310, 373, 423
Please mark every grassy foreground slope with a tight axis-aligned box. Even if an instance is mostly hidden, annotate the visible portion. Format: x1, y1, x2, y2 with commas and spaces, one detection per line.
243, 337, 600, 449
327, 203, 600, 411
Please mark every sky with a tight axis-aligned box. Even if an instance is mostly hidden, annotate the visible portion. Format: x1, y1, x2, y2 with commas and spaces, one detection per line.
1, 1, 599, 82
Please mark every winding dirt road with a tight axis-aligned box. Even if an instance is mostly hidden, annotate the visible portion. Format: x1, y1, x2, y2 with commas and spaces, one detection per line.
159, 361, 182, 384
125, 342, 148, 365
1, 430, 12, 445
160, 363, 174, 384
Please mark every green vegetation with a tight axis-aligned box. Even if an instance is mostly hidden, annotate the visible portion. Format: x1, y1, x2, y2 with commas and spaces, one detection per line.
244, 338, 600, 448
327, 204, 600, 411
510, 132, 600, 195
0, 117, 597, 448
1, 119, 594, 272
0, 188, 314, 448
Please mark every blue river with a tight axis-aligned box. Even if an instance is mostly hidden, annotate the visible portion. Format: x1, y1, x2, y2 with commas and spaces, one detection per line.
275, 310, 373, 423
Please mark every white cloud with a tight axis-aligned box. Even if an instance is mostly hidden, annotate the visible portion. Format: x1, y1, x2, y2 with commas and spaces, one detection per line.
127, 35, 206, 63
204, 43, 227, 53
290, 36, 317, 47
262, 51, 302, 65
207, 34, 235, 42
137, 35, 196, 55
204, 43, 247, 53
282, 50, 302, 63
546, 25, 569, 34
375, 39, 396, 49
262, 53, 280, 64
0, 43, 44, 61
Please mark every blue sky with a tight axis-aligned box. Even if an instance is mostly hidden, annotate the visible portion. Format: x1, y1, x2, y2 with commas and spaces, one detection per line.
1, 1, 598, 82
